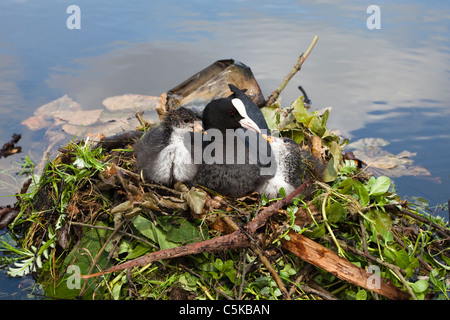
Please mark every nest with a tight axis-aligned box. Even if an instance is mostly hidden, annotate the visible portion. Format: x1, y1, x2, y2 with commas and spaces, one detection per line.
2, 103, 449, 301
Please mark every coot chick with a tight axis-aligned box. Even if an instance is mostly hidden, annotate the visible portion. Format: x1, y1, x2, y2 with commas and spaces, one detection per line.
135, 107, 201, 186
258, 136, 322, 199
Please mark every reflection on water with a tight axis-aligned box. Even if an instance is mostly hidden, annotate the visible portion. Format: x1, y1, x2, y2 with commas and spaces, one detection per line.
0, 0, 449, 296
351, 103, 450, 214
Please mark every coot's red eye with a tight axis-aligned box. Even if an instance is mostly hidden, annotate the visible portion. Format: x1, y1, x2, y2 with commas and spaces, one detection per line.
228, 110, 234, 116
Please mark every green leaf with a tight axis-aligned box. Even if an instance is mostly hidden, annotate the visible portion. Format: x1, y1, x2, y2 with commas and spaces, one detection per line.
366, 209, 392, 241
285, 130, 305, 144
214, 258, 223, 271
125, 243, 151, 260
383, 246, 396, 264
197, 261, 216, 272
369, 176, 391, 196
409, 279, 429, 294
292, 97, 313, 125
326, 140, 342, 169
165, 218, 203, 244
280, 263, 297, 279
405, 256, 419, 278
45, 222, 112, 299
132, 215, 178, 250
395, 249, 410, 269
353, 180, 369, 207
355, 289, 367, 300
222, 260, 237, 284
260, 286, 271, 296
320, 108, 330, 127
322, 157, 338, 182
337, 177, 354, 194
327, 201, 347, 224
308, 223, 326, 239
260, 103, 282, 130
429, 269, 447, 296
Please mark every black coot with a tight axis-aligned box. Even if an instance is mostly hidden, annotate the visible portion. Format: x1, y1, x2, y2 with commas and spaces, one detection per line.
192, 96, 276, 197
227, 83, 270, 135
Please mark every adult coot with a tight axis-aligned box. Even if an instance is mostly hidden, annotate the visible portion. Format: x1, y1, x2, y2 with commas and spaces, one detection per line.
192, 96, 276, 197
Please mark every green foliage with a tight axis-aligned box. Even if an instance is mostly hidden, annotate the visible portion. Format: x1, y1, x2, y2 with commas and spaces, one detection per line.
42, 222, 112, 299
132, 215, 206, 250
261, 97, 342, 182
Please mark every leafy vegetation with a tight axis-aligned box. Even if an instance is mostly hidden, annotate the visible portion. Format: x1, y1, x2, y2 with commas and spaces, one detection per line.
1, 96, 449, 300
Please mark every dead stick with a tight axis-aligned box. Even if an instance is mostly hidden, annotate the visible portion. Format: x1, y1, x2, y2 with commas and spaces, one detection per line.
281, 231, 410, 300
321, 234, 407, 276
265, 35, 319, 107
247, 177, 314, 234
400, 207, 450, 237
81, 229, 250, 278
80, 178, 410, 300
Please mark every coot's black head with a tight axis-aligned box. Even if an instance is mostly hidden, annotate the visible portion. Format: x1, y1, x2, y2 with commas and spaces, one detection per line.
228, 84, 271, 135
162, 107, 201, 132
202, 97, 262, 133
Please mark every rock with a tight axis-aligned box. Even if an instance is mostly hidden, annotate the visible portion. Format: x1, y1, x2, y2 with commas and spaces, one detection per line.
165, 59, 265, 115
347, 137, 433, 178
56, 109, 104, 126
62, 118, 141, 138
22, 95, 101, 129
102, 94, 159, 111
33, 95, 82, 119
21, 115, 52, 131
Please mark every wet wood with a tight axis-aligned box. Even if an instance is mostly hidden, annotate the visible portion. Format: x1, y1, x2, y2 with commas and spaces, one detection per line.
281, 231, 411, 300
0, 207, 19, 230
0, 134, 21, 159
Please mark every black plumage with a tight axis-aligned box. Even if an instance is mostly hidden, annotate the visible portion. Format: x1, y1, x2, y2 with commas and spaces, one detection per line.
191, 96, 276, 197
228, 83, 270, 135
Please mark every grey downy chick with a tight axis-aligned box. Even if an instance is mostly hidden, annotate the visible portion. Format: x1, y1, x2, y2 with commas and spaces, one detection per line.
135, 107, 201, 186
258, 136, 323, 199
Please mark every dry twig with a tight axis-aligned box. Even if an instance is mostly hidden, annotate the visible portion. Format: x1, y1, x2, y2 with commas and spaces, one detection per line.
265, 36, 319, 107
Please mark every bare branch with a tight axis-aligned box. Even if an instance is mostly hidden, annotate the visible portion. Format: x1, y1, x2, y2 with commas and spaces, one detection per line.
265, 36, 319, 107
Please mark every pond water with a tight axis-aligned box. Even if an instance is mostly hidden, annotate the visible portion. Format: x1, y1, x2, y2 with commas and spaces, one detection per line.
1, 0, 449, 298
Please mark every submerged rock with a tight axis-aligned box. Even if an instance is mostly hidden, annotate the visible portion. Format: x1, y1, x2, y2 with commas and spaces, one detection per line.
102, 94, 159, 112
33, 94, 82, 119
347, 137, 433, 179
